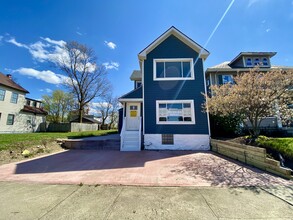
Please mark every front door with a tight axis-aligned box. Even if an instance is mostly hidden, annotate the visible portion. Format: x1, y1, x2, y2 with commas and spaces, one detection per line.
126, 103, 140, 130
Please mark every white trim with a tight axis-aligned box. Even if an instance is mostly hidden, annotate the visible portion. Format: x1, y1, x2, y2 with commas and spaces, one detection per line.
142, 60, 145, 135
118, 98, 143, 102
156, 100, 195, 125
138, 27, 209, 60
153, 58, 195, 81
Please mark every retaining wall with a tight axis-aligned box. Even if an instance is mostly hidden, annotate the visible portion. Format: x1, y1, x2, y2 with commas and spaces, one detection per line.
211, 139, 292, 179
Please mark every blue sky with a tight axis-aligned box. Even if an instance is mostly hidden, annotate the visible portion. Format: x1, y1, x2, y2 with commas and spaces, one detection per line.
0, 0, 293, 101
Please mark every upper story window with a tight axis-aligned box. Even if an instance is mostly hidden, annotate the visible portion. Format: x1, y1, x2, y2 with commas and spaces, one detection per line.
218, 75, 234, 85
26, 100, 31, 106
254, 58, 260, 66
156, 100, 195, 124
246, 58, 252, 67
262, 57, 269, 66
135, 81, 142, 89
0, 89, 5, 101
153, 58, 194, 80
10, 92, 18, 104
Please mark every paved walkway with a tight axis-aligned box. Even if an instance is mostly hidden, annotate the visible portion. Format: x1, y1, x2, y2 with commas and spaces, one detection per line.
0, 182, 292, 220
0, 150, 291, 187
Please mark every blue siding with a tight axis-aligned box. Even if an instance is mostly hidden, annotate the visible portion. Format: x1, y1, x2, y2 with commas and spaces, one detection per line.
144, 35, 209, 134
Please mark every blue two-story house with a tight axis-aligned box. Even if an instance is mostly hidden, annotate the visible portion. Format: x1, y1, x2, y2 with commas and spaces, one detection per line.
119, 26, 210, 151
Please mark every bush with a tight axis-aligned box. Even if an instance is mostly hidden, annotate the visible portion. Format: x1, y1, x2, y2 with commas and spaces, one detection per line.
209, 114, 242, 138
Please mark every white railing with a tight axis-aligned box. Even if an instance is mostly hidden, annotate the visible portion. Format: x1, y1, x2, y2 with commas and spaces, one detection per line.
120, 117, 126, 150
138, 117, 142, 150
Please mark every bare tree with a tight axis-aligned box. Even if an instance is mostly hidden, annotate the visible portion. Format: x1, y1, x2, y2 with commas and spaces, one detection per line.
204, 68, 293, 138
56, 41, 110, 123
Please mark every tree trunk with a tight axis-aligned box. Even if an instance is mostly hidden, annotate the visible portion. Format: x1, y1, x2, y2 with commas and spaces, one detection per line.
79, 108, 83, 123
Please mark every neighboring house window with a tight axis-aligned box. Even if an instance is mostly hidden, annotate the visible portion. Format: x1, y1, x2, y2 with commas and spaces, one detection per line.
136, 81, 142, 88
254, 58, 260, 66
26, 100, 30, 106
218, 75, 234, 85
262, 57, 268, 66
10, 92, 18, 104
246, 58, 252, 67
156, 100, 195, 124
0, 89, 5, 101
33, 101, 37, 107
153, 58, 194, 80
7, 114, 15, 125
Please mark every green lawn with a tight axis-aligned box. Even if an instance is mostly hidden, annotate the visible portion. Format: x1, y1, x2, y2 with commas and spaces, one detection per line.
256, 136, 293, 160
0, 130, 118, 151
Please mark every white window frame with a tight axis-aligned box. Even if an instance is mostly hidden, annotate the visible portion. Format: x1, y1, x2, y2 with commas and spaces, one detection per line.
10, 92, 18, 104
153, 58, 194, 81
156, 100, 195, 125
221, 74, 234, 84
0, 89, 5, 101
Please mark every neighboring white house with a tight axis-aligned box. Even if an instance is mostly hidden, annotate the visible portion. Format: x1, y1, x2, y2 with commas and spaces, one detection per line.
0, 73, 47, 133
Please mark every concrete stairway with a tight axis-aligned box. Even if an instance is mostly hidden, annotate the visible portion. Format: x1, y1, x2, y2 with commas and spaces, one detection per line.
121, 131, 141, 151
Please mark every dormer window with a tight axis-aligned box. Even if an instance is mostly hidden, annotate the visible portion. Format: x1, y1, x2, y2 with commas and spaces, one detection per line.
246, 58, 252, 67
254, 58, 260, 66
154, 58, 194, 80
135, 81, 142, 89
262, 57, 268, 66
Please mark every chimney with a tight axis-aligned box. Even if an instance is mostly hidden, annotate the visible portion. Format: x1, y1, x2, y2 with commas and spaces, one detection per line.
6, 74, 12, 79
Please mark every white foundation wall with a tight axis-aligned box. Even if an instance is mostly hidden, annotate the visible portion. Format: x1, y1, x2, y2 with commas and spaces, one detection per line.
144, 134, 210, 150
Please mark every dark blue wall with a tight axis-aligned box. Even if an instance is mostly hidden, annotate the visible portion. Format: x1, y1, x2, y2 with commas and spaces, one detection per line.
144, 35, 209, 134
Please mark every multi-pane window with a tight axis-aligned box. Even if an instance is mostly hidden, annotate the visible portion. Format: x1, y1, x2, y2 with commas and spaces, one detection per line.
218, 75, 234, 85
154, 58, 194, 80
246, 58, 252, 67
254, 58, 260, 66
7, 114, 14, 125
262, 57, 268, 66
157, 100, 195, 124
162, 134, 174, 145
0, 89, 5, 101
10, 92, 18, 104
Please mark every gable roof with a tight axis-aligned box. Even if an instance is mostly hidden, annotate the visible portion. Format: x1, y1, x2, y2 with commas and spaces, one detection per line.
138, 26, 209, 60
119, 86, 142, 101
229, 52, 276, 66
0, 72, 29, 93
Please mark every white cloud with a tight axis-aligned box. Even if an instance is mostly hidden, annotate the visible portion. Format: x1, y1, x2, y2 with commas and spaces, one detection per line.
7, 36, 66, 64
39, 88, 53, 93
0, 36, 3, 42
104, 41, 116, 49
76, 31, 82, 36
40, 37, 66, 47
266, 28, 271, 32
7, 37, 29, 49
102, 61, 119, 70
15, 67, 67, 84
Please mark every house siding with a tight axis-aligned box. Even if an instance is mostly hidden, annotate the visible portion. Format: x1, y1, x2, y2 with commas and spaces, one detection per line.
144, 35, 209, 135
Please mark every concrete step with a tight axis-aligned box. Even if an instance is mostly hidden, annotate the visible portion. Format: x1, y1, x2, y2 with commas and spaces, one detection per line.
62, 139, 120, 150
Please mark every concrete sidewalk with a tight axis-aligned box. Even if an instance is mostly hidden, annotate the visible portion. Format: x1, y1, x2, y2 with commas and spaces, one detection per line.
0, 182, 292, 220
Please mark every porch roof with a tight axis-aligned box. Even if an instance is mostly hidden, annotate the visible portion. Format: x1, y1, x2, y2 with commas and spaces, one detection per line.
119, 86, 142, 102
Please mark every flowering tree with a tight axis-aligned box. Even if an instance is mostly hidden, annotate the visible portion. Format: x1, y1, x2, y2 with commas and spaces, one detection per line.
204, 68, 293, 138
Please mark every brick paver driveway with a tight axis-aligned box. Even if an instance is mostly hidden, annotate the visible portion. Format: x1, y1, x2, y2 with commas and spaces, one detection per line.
0, 150, 291, 187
